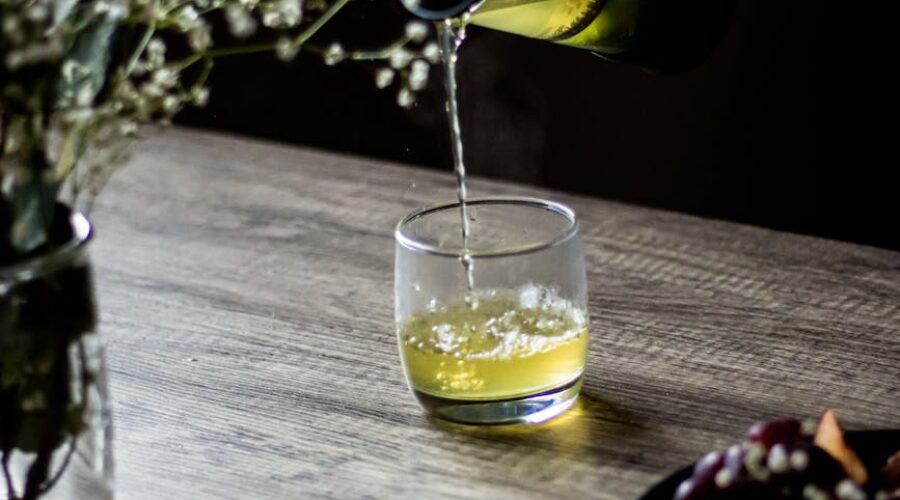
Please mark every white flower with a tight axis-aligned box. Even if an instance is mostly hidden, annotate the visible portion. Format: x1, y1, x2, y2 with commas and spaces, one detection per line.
20, 391, 47, 411
162, 95, 180, 113
397, 88, 414, 108
4, 40, 64, 69
174, 6, 200, 32
766, 444, 789, 474
225, 5, 257, 38
411, 59, 429, 73
134, 94, 153, 120
147, 38, 166, 57
192, 87, 210, 107
152, 68, 178, 89
260, 8, 279, 27
92, 1, 124, 16
2, 15, 24, 43
188, 22, 212, 51
323, 43, 345, 66
146, 38, 166, 67
25, 3, 49, 22
282, 0, 304, 27
1, 15, 19, 34
130, 62, 148, 76
275, 37, 299, 61
61, 60, 87, 82
5, 51, 23, 70
408, 59, 429, 91
375, 68, 395, 89
389, 48, 412, 69
59, 109, 93, 125
136, 1, 166, 23
422, 42, 440, 63
119, 120, 139, 137
140, 82, 164, 98
405, 21, 428, 43
261, 0, 302, 28
116, 79, 140, 103
835, 480, 866, 500
75, 82, 96, 107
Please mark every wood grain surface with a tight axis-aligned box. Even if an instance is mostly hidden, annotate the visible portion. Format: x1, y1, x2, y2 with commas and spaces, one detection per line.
89, 128, 900, 500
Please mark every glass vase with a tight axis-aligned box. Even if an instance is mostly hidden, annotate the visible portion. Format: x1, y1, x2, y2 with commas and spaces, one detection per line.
1, 210, 113, 500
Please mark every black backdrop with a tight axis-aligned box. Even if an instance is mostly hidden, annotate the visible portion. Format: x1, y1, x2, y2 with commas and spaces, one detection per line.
177, 0, 897, 251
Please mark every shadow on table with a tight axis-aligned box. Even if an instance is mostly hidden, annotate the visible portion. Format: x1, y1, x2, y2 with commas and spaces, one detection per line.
427, 391, 648, 461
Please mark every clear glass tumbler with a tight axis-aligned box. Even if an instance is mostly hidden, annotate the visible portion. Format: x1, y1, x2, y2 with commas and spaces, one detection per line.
395, 197, 589, 424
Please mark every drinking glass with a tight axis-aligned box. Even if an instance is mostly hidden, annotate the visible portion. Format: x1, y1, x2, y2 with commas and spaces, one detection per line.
395, 197, 589, 424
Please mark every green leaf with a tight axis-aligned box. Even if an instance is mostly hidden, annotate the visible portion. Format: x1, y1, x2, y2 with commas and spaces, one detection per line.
54, 2, 129, 111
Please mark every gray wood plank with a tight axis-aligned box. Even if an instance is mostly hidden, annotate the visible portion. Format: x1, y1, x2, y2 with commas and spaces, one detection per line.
88, 128, 900, 500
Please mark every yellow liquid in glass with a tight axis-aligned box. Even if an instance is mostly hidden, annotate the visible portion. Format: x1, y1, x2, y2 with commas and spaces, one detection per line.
470, 0, 639, 54
399, 288, 588, 401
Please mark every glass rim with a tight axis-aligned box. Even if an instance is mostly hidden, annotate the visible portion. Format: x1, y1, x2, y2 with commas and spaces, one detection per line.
0, 211, 93, 284
395, 196, 579, 258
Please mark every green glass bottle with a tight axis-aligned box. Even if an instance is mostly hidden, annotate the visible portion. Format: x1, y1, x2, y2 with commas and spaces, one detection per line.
403, 0, 735, 73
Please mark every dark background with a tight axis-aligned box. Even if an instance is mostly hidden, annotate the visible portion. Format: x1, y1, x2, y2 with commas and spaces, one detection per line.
177, 0, 897, 251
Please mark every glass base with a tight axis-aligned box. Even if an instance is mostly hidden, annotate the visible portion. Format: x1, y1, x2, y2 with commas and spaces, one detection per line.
413, 376, 582, 425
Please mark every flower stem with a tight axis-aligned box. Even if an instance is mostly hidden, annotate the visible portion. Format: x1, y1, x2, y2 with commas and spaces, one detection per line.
294, 0, 351, 46
37, 438, 76, 496
2, 450, 17, 499
174, 0, 352, 69
126, 24, 156, 76
54, 124, 84, 183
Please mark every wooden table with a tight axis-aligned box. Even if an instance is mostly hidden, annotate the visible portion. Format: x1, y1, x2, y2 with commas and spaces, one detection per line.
91, 128, 900, 499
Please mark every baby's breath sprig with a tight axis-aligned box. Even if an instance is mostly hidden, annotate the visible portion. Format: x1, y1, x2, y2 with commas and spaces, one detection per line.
0, 0, 437, 260
165, 4, 437, 108
0, 0, 439, 499
297, 20, 439, 108
1, 4, 438, 495
348, 21, 438, 108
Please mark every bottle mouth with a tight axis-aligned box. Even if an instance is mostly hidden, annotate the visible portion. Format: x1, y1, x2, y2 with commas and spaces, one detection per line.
401, 0, 480, 20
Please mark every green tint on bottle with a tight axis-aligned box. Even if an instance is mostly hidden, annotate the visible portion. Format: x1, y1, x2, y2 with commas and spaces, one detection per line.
470, 0, 639, 54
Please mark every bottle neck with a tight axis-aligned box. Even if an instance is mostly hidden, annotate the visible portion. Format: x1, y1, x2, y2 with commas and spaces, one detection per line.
401, 0, 479, 20
402, 0, 735, 75
468, 0, 633, 55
